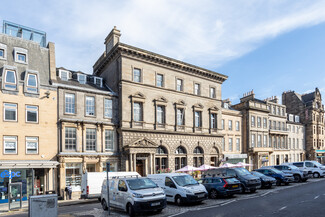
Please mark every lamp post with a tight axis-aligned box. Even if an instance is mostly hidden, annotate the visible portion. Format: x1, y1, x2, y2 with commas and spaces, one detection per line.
106, 162, 110, 215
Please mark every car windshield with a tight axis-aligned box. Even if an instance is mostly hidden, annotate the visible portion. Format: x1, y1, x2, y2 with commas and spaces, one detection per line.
288, 165, 299, 170
251, 171, 263, 177
312, 161, 323, 167
234, 168, 251, 176
172, 175, 198, 187
126, 178, 157, 190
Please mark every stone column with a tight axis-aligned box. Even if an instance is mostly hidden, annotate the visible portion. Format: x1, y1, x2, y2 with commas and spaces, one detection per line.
152, 154, 156, 174
145, 157, 148, 176
148, 153, 152, 174
133, 153, 137, 172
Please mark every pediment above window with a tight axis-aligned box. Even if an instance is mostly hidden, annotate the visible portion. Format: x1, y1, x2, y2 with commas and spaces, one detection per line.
125, 137, 158, 149
131, 92, 146, 99
209, 106, 219, 111
154, 96, 168, 103
193, 103, 204, 109
175, 100, 186, 106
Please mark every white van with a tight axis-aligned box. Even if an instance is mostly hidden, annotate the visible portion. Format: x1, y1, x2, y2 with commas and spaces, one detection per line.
287, 161, 325, 178
101, 172, 166, 216
81, 171, 140, 199
148, 173, 208, 206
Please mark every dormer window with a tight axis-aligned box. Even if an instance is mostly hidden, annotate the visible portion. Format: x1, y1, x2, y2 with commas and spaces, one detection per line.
4, 70, 17, 90
94, 77, 103, 87
0, 49, 4, 58
25, 70, 39, 94
78, 74, 87, 84
59, 70, 70, 81
0, 43, 6, 60
14, 47, 28, 64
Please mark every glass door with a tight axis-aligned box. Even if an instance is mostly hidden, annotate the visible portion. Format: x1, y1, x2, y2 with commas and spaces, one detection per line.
8, 182, 22, 210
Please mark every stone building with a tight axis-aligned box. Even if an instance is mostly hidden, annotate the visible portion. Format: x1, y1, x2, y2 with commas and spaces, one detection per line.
220, 99, 247, 164
93, 27, 228, 175
0, 21, 58, 203
283, 88, 325, 162
286, 114, 305, 163
232, 91, 270, 169
265, 97, 289, 165
52, 67, 118, 199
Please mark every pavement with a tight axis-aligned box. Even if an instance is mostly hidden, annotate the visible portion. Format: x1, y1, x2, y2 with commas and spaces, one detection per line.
2, 178, 325, 217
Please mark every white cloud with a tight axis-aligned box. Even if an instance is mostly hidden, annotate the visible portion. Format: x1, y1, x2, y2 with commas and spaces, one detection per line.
2, 0, 325, 73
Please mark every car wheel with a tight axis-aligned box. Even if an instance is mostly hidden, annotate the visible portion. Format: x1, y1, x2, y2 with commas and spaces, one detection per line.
127, 203, 135, 217
175, 195, 182, 206
294, 175, 302, 182
240, 185, 245, 193
101, 199, 108, 211
276, 179, 281, 186
313, 172, 320, 178
209, 189, 218, 199
250, 189, 256, 193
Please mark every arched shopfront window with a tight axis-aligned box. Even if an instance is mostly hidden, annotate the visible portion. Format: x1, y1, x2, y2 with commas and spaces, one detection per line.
193, 146, 204, 167
175, 146, 187, 170
156, 146, 168, 172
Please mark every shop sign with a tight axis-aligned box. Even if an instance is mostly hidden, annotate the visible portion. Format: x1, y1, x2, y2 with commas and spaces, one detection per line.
0, 170, 21, 178
261, 155, 269, 162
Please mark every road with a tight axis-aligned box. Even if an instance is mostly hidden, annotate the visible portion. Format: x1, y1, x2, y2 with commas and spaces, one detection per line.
176, 179, 325, 217
5, 179, 325, 217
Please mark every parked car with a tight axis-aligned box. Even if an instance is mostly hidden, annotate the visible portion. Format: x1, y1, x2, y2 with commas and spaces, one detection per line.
251, 171, 276, 188
101, 173, 166, 216
287, 161, 325, 178
202, 168, 261, 193
199, 177, 241, 198
278, 164, 310, 182
254, 168, 294, 186
148, 173, 208, 206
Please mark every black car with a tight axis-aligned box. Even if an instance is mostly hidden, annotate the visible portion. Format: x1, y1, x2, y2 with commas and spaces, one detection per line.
251, 171, 276, 188
254, 168, 294, 186
202, 168, 261, 193
200, 177, 241, 198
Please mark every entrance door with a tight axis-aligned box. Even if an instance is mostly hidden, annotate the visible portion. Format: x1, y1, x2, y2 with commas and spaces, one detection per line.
8, 183, 22, 210
136, 160, 144, 176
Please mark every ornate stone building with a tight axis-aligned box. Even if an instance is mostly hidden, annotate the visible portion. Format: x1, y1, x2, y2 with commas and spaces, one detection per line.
283, 88, 325, 162
93, 27, 228, 175
52, 67, 118, 199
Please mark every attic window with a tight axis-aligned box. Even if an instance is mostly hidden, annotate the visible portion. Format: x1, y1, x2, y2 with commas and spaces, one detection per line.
14, 47, 28, 64
4, 70, 17, 90
78, 74, 86, 84
26, 72, 38, 93
59, 70, 69, 81
94, 77, 102, 87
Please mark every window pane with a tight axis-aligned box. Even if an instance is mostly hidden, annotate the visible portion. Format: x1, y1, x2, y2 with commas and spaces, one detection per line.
0, 49, 3, 57
17, 53, 26, 62
176, 79, 183, 91
86, 96, 95, 116
133, 102, 143, 121
4, 103, 17, 121
65, 127, 77, 150
177, 108, 184, 125
133, 68, 141, 82
65, 93, 75, 114
105, 130, 114, 150
104, 99, 113, 118
86, 128, 96, 151
157, 106, 165, 124
26, 105, 38, 122
26, 137, 38, 154
4, 136, 17, 154
61, 71, 68, 81
27, 74, 37, 87
5, 70, 16, 84
156, 74, 163, 87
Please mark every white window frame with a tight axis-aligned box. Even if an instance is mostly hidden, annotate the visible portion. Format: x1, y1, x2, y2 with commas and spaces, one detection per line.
176, 108, 185, 126
104, 98, 113, 118
78, 74, 87, 84
26, 105, 38, 123
176, 78, 183, 91
194, 111, 202, 128
228, 120, 233, 130
210, 113, 217, 129
26, 73, 38, 93
4, 136, 18, 154
65, 93, 76, 114
156, 73, 164, 87
133, 68, 142, 83
85, 96, 95, 116
0, 43, 7, 60
14, 47, 28, 64
194, 83, 200, 95
235, 121, 240, 131
210, 87, 216, 98
133, 102, 143, 122
94, 77, 103, 87
59, 69, 70, 81
86, 128, 97, 151
4, 103, 17, 121
26, 137, 39, 154
105, 130, 114, 151
3, 69, 17, 90
157, 105, 165, 124
65, 127, 77, 151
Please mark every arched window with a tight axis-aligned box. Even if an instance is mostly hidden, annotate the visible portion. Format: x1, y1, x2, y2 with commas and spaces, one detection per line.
156, 146, 167, 155
156, 146, 168, 173
175, 146, 187, 170
193, 146, 204, 167
175, 146, 186, 154
210, 147, 220, 167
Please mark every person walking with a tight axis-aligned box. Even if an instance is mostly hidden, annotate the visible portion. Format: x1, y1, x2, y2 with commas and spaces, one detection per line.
65, 184, 72, 200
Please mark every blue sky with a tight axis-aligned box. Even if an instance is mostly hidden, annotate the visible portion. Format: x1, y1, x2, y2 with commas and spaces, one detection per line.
1, 0, 325, 103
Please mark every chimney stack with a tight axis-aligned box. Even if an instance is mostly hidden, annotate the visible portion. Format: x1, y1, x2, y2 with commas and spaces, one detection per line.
104, 26, 121, 54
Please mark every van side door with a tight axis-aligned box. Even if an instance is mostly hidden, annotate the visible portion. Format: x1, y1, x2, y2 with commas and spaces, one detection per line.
109, 180, 118, 207
116, 180, 128, 209
164, 177, 177, 202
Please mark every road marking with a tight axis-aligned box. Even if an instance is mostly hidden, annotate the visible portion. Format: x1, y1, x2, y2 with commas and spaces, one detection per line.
314, 195, 319, 199
279, 206, 287, 211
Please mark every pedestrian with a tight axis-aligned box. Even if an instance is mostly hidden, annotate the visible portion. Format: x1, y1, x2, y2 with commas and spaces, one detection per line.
67, 184, 72, 200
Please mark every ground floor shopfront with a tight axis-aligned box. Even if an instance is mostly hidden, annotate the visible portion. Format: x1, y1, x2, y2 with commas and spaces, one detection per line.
0, 161, 58, 204
57, 153, 119, 200
120, 130, 224, 176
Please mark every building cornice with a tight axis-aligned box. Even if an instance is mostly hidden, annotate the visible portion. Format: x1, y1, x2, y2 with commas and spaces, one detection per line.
93, 43, 228, 83
53, 82, 117, 96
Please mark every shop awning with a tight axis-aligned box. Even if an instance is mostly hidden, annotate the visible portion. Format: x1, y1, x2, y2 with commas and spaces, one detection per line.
0, 160, 59, 169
